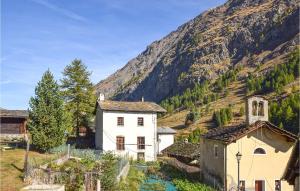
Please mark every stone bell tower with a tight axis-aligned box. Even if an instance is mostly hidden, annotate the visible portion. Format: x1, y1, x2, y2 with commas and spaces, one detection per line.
246, 96, 268, 125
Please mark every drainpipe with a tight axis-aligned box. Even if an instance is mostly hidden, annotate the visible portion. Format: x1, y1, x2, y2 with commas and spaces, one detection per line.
224, 144, 227, 191
153, 113, 157, 161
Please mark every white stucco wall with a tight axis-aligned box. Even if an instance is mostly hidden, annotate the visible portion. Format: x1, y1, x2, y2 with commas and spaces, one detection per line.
157, 134, 174, 154
95, 108, 157, 161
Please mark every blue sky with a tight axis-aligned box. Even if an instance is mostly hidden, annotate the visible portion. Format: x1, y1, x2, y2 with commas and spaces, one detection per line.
1, 0, 225, 109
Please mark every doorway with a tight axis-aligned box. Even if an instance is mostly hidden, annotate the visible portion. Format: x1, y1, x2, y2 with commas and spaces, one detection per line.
137, 152, 145, 161
255, 180, 265, 191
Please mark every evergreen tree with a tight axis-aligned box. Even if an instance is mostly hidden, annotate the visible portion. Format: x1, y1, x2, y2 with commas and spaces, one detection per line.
28, 70, 71, 151
60, 59, 96, 136
213, 111, 222, 127
239, 106, 245, 116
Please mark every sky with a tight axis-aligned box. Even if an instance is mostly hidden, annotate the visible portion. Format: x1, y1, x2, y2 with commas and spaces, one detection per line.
1, 0, 225, 109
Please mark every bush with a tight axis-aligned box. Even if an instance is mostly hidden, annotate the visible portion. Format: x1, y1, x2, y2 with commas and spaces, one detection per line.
185, 109, 200, 125
187, 128, 203, 143
173, 179, 216, 191
118, 166, 145, 191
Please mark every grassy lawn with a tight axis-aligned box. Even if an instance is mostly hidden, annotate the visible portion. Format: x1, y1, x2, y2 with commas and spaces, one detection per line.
0, 149, 54, 191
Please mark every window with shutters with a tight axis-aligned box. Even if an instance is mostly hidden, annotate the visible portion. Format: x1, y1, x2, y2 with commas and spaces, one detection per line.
137, 117, 144, 126
117, 117, 124, 126
137, 136, 145, 150
116, 136, 125, 150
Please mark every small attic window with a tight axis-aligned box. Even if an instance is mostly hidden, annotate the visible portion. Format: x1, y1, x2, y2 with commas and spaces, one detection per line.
254, 147, 266, 154
252, 101, 258, 116
258, 101, 264, 116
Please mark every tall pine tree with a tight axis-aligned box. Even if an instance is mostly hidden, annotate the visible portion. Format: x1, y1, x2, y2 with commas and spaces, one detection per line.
60, 59, 96, 136
28, 70, 71, 151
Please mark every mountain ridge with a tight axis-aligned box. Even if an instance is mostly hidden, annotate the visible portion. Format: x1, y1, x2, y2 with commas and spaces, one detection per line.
95, 0, 299, 103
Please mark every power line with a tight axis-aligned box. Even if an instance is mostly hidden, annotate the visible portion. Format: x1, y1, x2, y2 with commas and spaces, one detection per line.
102, 129, 156, 159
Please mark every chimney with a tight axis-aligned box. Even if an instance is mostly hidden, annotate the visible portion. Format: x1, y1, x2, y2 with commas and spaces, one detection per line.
246, 96, 268, 125
98, 93, 105, 101
141, 96, 144, 102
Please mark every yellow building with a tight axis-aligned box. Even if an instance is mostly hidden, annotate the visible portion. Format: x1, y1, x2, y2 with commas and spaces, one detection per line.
200, 96, 298, 191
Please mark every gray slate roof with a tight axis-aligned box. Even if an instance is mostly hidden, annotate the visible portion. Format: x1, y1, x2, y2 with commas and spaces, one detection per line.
162, 142, 201, 159
98, 100, 166, 113
157, 127, 176, 134
203, 121, 297, 144
0, 109, 28, 118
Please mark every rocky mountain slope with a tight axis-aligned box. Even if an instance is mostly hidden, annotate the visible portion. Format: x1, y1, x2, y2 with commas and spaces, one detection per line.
95, 0, 299, 102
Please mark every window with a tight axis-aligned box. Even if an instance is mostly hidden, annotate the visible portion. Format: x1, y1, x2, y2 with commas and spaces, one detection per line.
137, 152, 145, 161
254, 147, 266, 154
252, 101, 258, 116
137, 117, 144, 126
116, 136, 125, 150
117, 117, 124, 126
214, 145, 218, 158
137, 137, 145, 150
275, 180, 281, 191
258, 101, 264, 116
239, 180, 245, 191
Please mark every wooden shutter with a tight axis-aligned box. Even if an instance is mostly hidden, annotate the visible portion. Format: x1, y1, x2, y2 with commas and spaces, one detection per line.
117, 117, 124, 126
137, 117, 144, 126
116, 136, 125, 150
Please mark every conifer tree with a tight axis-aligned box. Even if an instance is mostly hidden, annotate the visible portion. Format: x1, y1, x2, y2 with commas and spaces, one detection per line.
60, 59, 96, 136
28, 70, 71, 151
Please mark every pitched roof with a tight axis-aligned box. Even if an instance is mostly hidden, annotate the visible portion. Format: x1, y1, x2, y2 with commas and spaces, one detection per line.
282, 139, 299, 184
202, 121, 297, 144
0, 109, 28, 118
161, 142, 201, 159
157, 127, 176, 134
98, 100, 166, 113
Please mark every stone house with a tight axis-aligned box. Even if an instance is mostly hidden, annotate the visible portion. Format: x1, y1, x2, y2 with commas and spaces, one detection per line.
95, 94, 166, 161
200, 96, 298, 191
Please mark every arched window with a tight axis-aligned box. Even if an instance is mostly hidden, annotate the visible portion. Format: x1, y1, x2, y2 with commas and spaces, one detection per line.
254, 148, 266, 154
252, 101, 258, 116
258, 101, 264, 116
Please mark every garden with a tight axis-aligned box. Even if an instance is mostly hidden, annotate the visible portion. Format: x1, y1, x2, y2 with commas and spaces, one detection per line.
118, 160, 216, 191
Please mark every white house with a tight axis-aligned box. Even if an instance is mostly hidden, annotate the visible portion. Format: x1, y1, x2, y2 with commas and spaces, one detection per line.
95, 95, 166, 161
157, 126, 176, 155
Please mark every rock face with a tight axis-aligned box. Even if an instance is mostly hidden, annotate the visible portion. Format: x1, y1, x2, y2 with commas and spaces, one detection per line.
95, 0, 299, 102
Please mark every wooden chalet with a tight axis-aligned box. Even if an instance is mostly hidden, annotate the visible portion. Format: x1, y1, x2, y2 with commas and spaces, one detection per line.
0, 109, 28, 137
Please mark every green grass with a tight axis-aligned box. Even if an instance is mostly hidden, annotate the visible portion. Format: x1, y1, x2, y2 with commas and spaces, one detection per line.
0, 149, 54, 191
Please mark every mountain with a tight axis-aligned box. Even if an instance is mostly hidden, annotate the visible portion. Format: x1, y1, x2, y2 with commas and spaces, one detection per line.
95, 0, 299, 103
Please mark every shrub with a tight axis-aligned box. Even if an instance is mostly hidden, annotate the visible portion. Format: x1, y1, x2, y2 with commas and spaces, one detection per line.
185, 109, 200, 125
239, 106, 245, 116
173, 179, 216, 191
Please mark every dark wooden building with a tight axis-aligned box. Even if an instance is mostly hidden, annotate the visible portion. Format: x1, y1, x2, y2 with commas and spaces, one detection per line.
0, 109, 28, 136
